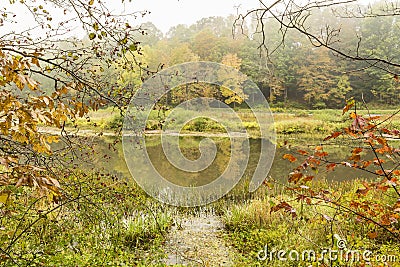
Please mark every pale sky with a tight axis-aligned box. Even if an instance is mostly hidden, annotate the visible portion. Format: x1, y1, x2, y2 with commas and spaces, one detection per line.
128, 0, 261, 33
2, 0, 261, 37
3, 0, 373, 38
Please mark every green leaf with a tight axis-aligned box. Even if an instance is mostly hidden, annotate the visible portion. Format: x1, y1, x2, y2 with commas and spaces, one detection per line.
120, 38, 128, 45
89, 33, 96, 40
129, 44, 137, 51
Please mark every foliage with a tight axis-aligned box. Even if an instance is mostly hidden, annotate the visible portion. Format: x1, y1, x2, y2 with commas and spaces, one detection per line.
0, 0, 160, 264
0, 0, 146, 192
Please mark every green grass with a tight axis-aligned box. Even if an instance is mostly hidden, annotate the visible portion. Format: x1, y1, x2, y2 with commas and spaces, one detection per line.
65, 106, 123, 130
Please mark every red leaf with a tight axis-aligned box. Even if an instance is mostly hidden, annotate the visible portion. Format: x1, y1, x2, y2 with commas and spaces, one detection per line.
392, 129, 400, 135
356, 188, 369, 195
326, 163, 336, 171
270, 201, 297, 218
350, 116, 367, 131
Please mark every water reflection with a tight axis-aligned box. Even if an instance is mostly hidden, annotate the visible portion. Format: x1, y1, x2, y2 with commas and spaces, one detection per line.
82, 136, 380, 187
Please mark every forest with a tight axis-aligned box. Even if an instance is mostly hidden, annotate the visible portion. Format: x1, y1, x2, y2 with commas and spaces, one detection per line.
32, 2, 400, 110
110, 8, 400, 109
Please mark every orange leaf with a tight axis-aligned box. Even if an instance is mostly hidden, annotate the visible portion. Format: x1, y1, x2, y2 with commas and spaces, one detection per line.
356, 188, 369, 195
315, 151, 328, 158
373, 158, 385, 165
368, 232, 378, 239
349, 154, 361, 162
352, 147, 363, 154
392, 170, 400, 175
303, 175, 314, 182
364, 115, 380, 122
297, 149, 309, 155
323, 131, 342, 141
283, 154, 297, 162
376, 137, 387, 146
31, 57, 40, 67
315, 146, 323, 151
344, 127, 359, 138
362, 161, 372, 168
289, 172, 303, 183
342, 99, 355, 115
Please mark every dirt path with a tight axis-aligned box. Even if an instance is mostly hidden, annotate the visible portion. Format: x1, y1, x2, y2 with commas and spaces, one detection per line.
164, 214, 234, 266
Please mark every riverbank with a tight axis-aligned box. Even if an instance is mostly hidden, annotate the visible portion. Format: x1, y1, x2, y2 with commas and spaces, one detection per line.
41, 107, 400, 139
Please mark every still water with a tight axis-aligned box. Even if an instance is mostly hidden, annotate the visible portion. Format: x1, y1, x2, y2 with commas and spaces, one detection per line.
79, 135, 378, 187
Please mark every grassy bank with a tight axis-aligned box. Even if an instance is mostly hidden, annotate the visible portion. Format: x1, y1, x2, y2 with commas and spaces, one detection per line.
221, 180, 400, 266
69, 107, 400, 138
0, 171, 173, 266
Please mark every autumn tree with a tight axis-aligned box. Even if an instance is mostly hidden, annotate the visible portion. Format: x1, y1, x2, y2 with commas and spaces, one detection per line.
0, 0, 145, 217
220, 53, 248, 107
296, 47, 339, 108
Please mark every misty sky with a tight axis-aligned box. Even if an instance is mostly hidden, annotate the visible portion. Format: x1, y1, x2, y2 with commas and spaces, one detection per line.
3, 0, 373, 37
129, 0, 261, 33
3, 0, 261, 37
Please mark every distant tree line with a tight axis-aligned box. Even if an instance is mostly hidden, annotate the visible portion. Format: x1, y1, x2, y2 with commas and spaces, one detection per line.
126, 1, 400, 109
22, 1, 400, 109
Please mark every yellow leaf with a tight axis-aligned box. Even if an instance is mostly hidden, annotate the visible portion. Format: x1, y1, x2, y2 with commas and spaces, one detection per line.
0, 191, 10, 204
89, 0, 94, 5
15, 74, 26, 90
26, 77, 38, 90
31, 57, 40, 67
